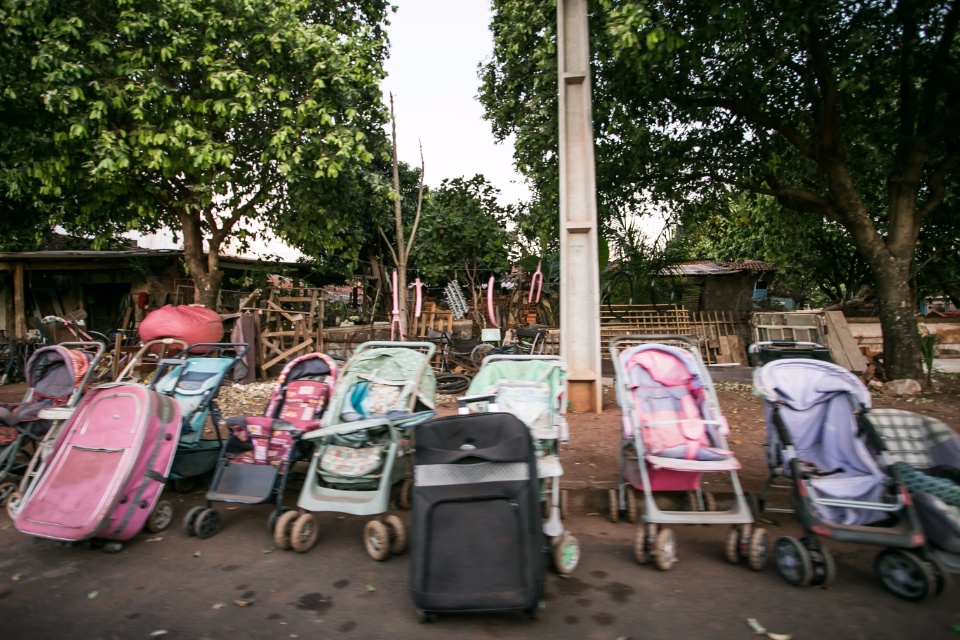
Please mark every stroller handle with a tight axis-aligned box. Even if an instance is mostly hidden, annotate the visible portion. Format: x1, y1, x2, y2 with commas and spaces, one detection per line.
608, 334, 699, 353
354, 341, 437, 359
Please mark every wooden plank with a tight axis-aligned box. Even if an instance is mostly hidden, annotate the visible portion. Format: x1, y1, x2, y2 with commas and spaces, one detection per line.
263, 338, 314, 370
716, 335, 733, 363
13, 263, 26, 338
824, 311, 867, 373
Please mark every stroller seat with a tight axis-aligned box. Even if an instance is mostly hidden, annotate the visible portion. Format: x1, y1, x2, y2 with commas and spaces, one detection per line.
276, 379, 330, 431
624, 349, 738, 468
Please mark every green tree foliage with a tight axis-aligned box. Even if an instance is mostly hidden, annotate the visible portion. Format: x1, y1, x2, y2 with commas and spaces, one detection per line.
675, 193, 872, 306
3, 0, 390, 307
412, 174, 515, 286
481, 0, 958, 378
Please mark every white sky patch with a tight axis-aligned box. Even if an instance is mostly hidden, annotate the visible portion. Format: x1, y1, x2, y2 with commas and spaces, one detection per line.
130, 1, 530, 256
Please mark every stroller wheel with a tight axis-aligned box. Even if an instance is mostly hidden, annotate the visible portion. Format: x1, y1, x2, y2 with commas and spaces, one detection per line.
747, 528, 769, 571
384, 515, 407, 555
553, 534, 581, 575
774, 537, 813, 587
145, 500, 174, 533
267, 506, 296, 534
809, 545, 835, 587
364, 520, 391, 561
182, 506, 206, 537
633, 527, 649, 564
875, 550, 936, 602
703, 492, 717, 512
172, 477, 197, 494
607, 489, 619, 523
654, 528, 677, 571
724, 527, 741, 564
625, 488, 638, 524
5, 491, 23, 520
273, 511, 300, 550
290, 513, 319, 553
0, 481, 17, 507
193, 508, 221, 539
922, 552, 952, 597
398, 478, 412, 511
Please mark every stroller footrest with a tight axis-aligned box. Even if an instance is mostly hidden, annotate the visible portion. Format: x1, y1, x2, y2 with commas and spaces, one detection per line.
645, 454, 741, 472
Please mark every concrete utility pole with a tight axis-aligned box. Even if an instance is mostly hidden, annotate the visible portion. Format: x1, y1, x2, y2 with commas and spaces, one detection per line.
557, 0, 602, 413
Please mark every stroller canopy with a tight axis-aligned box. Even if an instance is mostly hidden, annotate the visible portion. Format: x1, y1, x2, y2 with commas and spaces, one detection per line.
26, 346, 91, 399
753, 359, 872, 411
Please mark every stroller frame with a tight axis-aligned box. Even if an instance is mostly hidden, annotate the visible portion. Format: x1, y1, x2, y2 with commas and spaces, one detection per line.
149, 342, 250, 491
755, 358, 933, 597
610, 335, 764, 571
184, 351, 339, 540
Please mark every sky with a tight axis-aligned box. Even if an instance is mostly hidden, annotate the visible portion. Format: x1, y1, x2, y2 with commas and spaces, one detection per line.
382, 0, 530, 206
135, 0, 527, 258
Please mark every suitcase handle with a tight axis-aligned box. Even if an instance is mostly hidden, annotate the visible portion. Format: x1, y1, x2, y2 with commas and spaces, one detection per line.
416, 435, 530, 465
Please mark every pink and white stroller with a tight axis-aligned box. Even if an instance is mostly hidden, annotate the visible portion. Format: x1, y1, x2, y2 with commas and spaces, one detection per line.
610, 335, 767, 571
0, 342, 104, 511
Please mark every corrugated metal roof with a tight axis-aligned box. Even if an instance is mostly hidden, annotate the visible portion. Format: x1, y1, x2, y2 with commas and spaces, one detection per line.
668, 262, 740, 276
718, 260, 777, 271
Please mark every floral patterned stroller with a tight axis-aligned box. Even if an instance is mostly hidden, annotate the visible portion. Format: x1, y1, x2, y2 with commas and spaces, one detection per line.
276, 342, 436, 558
457, 354, 581, 575
610, 335, 766, 571
0, 342, 104, 513
182, 352, 338, 540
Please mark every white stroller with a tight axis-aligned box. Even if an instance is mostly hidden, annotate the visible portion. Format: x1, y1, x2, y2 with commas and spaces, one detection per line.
457, 354, 581, 575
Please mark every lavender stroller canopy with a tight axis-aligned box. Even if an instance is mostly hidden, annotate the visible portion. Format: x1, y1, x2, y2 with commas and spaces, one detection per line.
754, 359, 886, 526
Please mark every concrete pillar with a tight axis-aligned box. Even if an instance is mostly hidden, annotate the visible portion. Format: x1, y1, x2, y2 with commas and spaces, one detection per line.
558, 0, 602, 413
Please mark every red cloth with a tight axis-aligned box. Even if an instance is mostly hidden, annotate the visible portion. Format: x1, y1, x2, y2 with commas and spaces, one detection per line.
139, 305, 224, 346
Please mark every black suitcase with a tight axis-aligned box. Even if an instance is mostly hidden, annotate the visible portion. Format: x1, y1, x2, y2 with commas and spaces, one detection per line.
410, 412, 544, 620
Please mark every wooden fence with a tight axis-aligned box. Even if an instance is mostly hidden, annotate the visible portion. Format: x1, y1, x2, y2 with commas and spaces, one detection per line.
601, 305, 749, 364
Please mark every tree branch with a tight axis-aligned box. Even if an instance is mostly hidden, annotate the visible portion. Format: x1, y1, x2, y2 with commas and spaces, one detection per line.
402, 142, 426, 264
378, 226, 400, 267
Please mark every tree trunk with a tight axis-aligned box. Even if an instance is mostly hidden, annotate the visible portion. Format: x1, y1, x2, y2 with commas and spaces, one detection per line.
178, 210, 222, 310
865, 252, 923, 380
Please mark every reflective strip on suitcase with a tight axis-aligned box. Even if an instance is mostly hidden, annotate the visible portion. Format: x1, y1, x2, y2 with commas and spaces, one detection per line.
415, 462, 529, 486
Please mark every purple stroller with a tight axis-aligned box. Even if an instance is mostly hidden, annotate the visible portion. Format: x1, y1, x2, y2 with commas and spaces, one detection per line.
754, 358, 942, 600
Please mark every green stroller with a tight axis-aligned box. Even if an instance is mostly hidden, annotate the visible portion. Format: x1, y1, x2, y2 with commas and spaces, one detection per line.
275, 341, 436, 559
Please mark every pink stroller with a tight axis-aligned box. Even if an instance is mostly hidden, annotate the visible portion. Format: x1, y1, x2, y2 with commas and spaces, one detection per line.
13, 382, 182, 551
609, 335, 767, 571
0, 342, 104, 510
